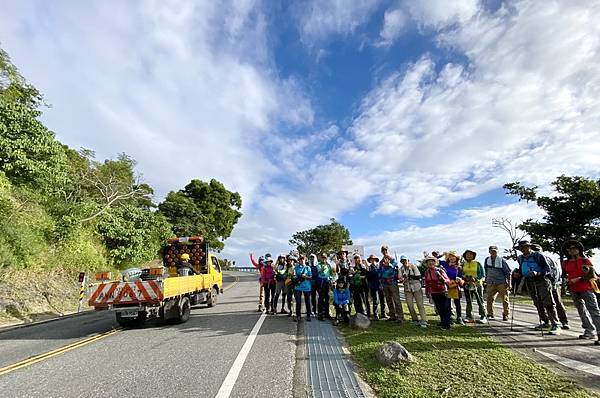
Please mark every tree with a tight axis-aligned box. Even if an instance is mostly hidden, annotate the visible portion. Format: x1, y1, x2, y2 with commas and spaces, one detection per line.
0, 100, 68, 191
503, 175, 600, 259
289, 218, 352, 256
0, 48, 43, 110
74, 152, 154, 223
158, 179, 242, 251
96, 205, 172, 267
492, 217, 527, 260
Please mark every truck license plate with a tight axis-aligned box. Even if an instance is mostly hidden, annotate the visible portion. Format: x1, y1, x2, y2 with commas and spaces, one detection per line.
120, 310, 138, 318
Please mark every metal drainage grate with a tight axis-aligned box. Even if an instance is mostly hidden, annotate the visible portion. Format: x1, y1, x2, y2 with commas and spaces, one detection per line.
305, 320, 365, 398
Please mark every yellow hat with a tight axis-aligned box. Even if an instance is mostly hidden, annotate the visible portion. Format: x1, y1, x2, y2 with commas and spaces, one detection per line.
180, 253, 190, 261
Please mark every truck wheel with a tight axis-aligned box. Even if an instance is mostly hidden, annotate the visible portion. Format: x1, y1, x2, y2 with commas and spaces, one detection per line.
207, 287, 218, 308
116, 311, 147, 328
177, 297, 191, 323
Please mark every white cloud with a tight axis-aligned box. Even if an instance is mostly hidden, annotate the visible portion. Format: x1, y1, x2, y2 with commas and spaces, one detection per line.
342, 0, 600, 217
407, 0, 480, 30
377, 8, 407, 46
0, 0, 313, 207
355, 202, 543, 266
296, 0, 382, 44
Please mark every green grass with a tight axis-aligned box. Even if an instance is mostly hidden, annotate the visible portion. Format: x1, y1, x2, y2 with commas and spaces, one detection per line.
340, 311, 596, 398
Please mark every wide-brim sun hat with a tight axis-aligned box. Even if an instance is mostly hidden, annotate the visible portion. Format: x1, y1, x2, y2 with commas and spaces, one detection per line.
444, 251, 458, 260
462, 250, 477, 259
367, 255, 379, 262
423, 255, 438, 264
562, 239, 584, 256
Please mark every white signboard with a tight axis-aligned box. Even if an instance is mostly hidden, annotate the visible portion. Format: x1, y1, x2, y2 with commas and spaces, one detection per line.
342, 245, 364, 257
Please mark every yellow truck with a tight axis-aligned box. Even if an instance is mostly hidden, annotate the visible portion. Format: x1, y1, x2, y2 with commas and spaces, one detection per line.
88, 236, 223, 327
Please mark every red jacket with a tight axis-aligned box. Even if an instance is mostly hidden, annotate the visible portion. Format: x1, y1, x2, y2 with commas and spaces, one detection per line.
425, 267, 450, 295
564, 258, 595, 293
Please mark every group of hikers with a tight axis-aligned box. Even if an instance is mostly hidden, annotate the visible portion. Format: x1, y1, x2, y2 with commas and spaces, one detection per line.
247, 239, 600, 345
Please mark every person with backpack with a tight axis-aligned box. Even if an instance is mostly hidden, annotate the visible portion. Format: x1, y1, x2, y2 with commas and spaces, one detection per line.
261, 254, 277, 314
484, 245, 512, 321
250, 253, 265, 312
531, 244, 570, 329
462, 250, 488, 324
562, 240, 600, 345
335, 249, 351, 284
333, 279, 351, 325
293, 254, 313, 322
316, 253, 334, 321
424, 255, 451, 329
284, 255, 296, 317
366, 254, 386, 319
309, 254, 319, 317
380, 251, 404, 322
443, 251, 465, 325
515, 240, 560, 334
349, 255, 370, 316
400, 255, 428, 328
273, 255, 289, 314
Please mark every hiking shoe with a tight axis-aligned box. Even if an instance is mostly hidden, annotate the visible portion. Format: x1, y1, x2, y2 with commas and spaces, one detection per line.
411, 320, 420, 325
477, 317, 488, 324
548, 325, 561, 335
488, 315, 495, 320
420, 323, 428, 329
457, 318, 465, 325
502, 315, 509, 321
579, 333, 596, 340
561, 323, 571, 330
279, 309, 287, 314
534, 323, 551, 331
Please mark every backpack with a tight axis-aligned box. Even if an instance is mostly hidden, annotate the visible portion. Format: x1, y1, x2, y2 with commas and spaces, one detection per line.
544, 255, 561, 284
262, 265, 275, 283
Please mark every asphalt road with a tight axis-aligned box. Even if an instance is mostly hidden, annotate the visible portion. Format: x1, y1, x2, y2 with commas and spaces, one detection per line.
0, 272, 297, 398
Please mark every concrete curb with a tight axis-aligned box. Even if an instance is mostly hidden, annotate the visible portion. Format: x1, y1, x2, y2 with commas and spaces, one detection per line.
0, 310, 96, 335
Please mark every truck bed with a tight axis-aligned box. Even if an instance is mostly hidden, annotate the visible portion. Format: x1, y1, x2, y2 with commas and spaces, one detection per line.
88, 275, 213, 307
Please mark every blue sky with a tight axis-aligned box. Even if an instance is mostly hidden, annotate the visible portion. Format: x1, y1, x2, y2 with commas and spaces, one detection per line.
1, 0, 599, 266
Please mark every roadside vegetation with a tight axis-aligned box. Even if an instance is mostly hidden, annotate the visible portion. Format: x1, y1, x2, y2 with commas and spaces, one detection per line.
340, 313, 596, 398
0, 47, 242, 323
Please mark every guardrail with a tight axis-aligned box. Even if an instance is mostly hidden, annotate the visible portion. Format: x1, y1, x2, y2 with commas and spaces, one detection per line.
230, 267, 258, 273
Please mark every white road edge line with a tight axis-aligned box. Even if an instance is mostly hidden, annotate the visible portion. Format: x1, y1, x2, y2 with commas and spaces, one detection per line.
215, 312, 267, 398
535, 349, 600, 377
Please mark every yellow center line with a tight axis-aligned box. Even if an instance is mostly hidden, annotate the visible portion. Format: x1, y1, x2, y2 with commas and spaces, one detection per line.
1, 274, 240, 377
223, 274, 240, 292
0, 327, 123, 377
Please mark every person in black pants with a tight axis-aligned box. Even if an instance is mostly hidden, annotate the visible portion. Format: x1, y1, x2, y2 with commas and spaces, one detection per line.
293, 255, 313, 321
309, 254, 319, 316
366, 255, 385, 319
316, 253, 334, 320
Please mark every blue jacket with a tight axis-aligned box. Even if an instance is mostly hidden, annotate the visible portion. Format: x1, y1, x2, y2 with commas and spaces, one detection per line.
294, 264, 312, 291
333, 288, 350, 305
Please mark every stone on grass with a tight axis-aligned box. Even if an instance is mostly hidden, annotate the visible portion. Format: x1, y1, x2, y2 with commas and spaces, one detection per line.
350, 313, 371, 330
376, 341, 413, 366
